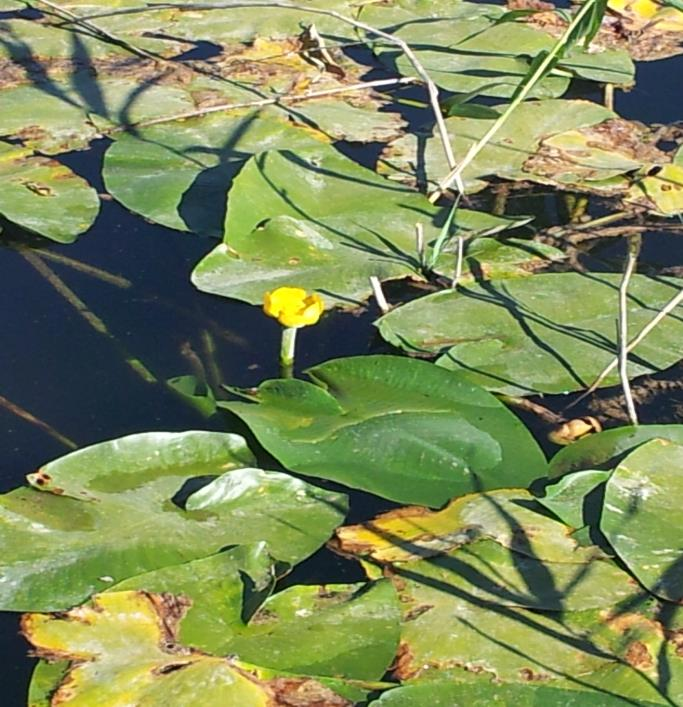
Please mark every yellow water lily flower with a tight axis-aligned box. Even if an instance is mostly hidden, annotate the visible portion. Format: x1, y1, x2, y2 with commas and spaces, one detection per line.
609, 0, 659, 19
263, 286, 324, 328
608, 0, 683, 30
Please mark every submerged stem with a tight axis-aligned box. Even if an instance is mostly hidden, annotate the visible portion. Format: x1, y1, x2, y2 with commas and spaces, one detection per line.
0, 393, 77, 449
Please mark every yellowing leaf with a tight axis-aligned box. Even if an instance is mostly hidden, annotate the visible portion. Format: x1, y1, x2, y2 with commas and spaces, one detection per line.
332, 489, 601, 564
23, 591, 351, 706
626, 163, 683, 215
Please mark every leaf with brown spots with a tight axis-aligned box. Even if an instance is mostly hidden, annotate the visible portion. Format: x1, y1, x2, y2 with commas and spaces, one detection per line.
332, 488, 603, 564
0, 141, 98, 242
22, 590, 353, 706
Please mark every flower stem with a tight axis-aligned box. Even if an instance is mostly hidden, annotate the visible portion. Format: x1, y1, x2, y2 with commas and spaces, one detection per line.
280, 326, 298, 376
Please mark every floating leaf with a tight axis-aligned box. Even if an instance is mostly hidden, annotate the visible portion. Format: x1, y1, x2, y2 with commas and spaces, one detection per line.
392, 568, 612, 681
183, 467, 347, 564
390, 538, 635, 611
110, 544, 279, 654
538, 470, 612, 529
388, 569, 678, 702
113, 554, 401, 685
604, 0, 683, 59
370, 677, 662, 706
220, 356, 546, 506
23, 591, 354, 706
76, 0, 357, 47
626, 162, 683, 215
103, 110, 326, 236
0, 431, 346, 611
548, 424, 683, 477
27, 544, 278, 705
192, 143, 527, 307
526, 0, 683, 60
380, 99, 614, 192
377, 273, 683, 396
524, 119, 661, 184
228, 580, 401, 680
360, 1, 633, 96
523, 119, 683, 215
0, 77, 196, 155
27, 660, 69, 707
601, 439, 683, 602
166, 375, 217, 418
0, 142, 99, 242
333, 489, 601, 564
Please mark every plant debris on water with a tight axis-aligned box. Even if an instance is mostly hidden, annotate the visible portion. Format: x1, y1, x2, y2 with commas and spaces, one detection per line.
1, 0, 683, 704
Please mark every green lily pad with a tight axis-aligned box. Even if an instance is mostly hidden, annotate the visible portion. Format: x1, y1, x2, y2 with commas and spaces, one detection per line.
377, 273, 683, 396
22, 590, 355, 706
112, 551, 401, 681
389, 567, 678, 702
103, 110, 325, 236
391, 538, 637, 611
370, 678, 662, 706
0, 142, 99, 242
0, 77, 195, 155
192, 143, 530, 307
360, 1, 632, 97
548, 425, 683, 478
379, 100, 614, 192
601, 439, 683, 602
220, 356, 546, 506
538, 470, 611, 529
0, 431, 346, 611
228, 580, 401, 680
166, 375, 217, 418
27, 543, 279, 704
27, 660, 70, 707
74, 0, 356, 47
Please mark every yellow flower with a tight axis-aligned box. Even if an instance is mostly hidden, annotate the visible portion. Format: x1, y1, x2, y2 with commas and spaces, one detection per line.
263, 287, 324, 328
608, 0, 683, 30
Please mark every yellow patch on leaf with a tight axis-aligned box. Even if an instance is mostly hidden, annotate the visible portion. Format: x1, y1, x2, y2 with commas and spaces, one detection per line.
23, 591, 350, 706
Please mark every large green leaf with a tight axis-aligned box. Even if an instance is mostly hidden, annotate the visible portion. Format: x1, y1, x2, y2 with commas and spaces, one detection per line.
371, 678, 662, 706
191, 143, 529, 306
110, 549, 401, 680
538, 470, 611, 529
0, 142, 99, 242
548, 425, 683, 478
227, 580, 401, 680
0, 431, 346, 611
377, 273, 683, 396
388, 565, 677, 702
22, 590, 355, 706
103, 110, 326, 236
220, 356, 546, 506
601, 439, 683, 602
379, 100, 614, 192
54, 0, 357, 47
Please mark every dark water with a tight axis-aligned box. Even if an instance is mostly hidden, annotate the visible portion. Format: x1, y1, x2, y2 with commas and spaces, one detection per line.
0, 32, 682, 707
